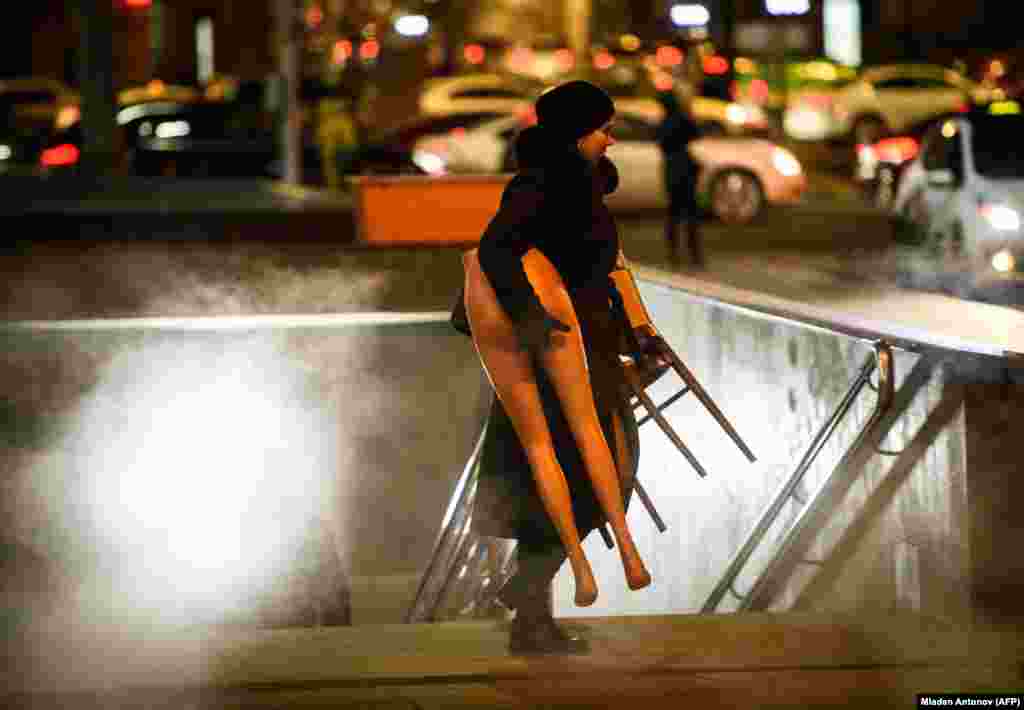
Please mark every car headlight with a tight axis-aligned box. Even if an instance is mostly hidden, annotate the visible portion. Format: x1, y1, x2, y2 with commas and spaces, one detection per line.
979, 203, 1021, 232
55, 105, 80, 131
412, 150, 447, 175
991, 248, 1016, 273
771, 147, 802, 177
725, 104, 748, 126
0, 144, 11, 161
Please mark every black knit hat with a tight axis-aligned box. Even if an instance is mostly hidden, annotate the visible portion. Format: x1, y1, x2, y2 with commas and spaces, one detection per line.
535, 80, 615, 143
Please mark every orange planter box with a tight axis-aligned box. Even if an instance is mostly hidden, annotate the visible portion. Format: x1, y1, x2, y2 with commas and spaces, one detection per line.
350, 175, 511, 247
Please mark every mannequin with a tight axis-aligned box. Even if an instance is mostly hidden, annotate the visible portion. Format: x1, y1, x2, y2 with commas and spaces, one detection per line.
463, 247, 650, 606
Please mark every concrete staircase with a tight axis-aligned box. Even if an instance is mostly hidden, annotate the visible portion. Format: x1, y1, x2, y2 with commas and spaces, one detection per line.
4, 611, 1021, 708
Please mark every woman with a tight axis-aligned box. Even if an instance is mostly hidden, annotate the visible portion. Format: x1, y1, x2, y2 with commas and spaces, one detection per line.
458, 80, 661, 653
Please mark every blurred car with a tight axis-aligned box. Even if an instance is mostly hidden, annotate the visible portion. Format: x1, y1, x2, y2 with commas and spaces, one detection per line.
854, 112, 964, 209
40, 98, 316, 180
359, 111, 513, 177
117, 80, 203, 107
783, 63, 990, 144
419, 70, 767, 138
366, 111, 513, 151
40, 97, 425, 182
52, 79, 206, 131
554, 67, 770, 136
499, 35, 578, 81
417, 73, 540, 116
855, 134, 922, 209
892, 100, 1024, 279
412, 108, 805, 222
733, 57, 858, 112
1, 77, 79, 128
1, 77, 80, 170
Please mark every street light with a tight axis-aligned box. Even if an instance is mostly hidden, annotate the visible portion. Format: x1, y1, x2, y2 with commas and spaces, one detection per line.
394, 14, 430, 37
765, 0, 810, 15
670, 3, 710, 27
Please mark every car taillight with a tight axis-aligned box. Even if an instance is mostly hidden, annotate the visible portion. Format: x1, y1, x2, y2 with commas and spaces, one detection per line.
855, 143, 876, 161
55, 105, 81, 131
749, 79, 770, 105
873, 136, 919, 164
40, 143, 80, 168
803, 92, 833, 110
516, 106, 537, 127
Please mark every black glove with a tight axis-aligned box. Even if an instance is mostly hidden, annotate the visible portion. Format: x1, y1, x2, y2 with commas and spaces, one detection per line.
516, 310, 571, 353
633, 328, 671, 371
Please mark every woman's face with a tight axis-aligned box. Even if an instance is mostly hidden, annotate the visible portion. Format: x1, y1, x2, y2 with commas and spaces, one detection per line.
577, 118, 616, 163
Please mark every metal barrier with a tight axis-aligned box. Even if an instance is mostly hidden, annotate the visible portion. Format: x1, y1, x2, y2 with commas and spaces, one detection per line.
409, 266, 1022, 621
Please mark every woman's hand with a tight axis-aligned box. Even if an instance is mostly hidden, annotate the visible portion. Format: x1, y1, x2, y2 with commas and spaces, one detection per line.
633, 326, 672, 374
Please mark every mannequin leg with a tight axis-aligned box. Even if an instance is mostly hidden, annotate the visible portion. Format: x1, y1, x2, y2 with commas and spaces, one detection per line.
464, 251, 598, 606
520, 251, 651, 591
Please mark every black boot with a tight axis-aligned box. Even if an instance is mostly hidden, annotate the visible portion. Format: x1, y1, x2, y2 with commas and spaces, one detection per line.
507, 589, 590, 655
499, 543, 589, 655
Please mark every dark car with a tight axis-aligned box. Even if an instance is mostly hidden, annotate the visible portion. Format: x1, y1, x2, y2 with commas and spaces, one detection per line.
40, 98, 426, 183
855, 111, 962, 209
40, 99, 317, 180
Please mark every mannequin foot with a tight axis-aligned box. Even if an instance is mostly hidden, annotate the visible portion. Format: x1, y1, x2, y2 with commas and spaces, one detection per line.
569, 556, 598, 606
625, 559, 652, 590
618, 542, 652, 590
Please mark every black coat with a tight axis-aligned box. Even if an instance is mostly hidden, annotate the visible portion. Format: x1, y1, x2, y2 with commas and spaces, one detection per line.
461, 131, 639, 545
655, 89, 702, 217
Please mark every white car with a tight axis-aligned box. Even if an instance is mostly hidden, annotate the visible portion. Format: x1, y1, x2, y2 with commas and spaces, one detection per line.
420, 72, 768, 137
550, 69, 769, 135
418, 73, 539, 116
892, 101, 1024, 276
412, 109, 806, 223
783, 63, 991, 144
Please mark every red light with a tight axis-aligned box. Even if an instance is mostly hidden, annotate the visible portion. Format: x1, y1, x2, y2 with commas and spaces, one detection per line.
655, 46, 684, 67
804, 92, 834, 110
593, 51, 616, 70
450, 127, 466, 137
750, 78, 770, 103
332, 39, 353, 64
122, 0, 152, 8
554, 48, 575, 71
874, 136, 919, 163
507, 47, 533, 72
463, 43, 485, 65
40, 143, 80, 168
305, 5, 324, 28
359, 40, 380, 61
703, 55, 729, 75
653, 73, 674, 91
955, 102, 969, 113
517, 106, 537, 127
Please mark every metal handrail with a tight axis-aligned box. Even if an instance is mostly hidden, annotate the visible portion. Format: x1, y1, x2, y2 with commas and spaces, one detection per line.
405, 410, 490, 623
701, 343, 888, 612
739, 348, 953, 612
716, 342, 898, 612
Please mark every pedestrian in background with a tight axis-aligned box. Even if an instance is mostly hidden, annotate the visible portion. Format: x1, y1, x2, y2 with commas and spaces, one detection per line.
315, 93, 359, 190
652, 75, 705, 268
